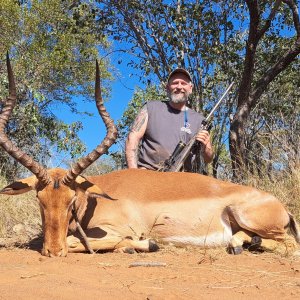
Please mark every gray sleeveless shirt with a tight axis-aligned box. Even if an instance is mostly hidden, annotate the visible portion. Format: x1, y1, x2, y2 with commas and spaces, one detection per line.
138, 101, 204, 171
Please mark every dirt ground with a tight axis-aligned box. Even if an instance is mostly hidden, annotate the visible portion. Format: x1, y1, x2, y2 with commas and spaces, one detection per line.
1, 243, 300, 300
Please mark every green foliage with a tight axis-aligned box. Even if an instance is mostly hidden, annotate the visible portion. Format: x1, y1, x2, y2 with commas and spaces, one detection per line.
97, 0, 242, 107
244, 65, 300, 176
0, 0, 110, 180
83, 156, 119, 175
1, 0, 108, 95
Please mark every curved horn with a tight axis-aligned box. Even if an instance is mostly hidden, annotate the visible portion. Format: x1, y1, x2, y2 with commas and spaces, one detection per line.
0, 53, 50, 185
62, 60, 118, 185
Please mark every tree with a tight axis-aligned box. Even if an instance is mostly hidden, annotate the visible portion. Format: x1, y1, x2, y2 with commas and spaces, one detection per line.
241, 66, 300, 179
97, 0, 238, 105
0, 0, 110, 180
229, 0, 300, 179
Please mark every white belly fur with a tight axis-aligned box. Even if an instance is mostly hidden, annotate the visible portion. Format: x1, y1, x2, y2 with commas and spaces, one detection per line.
161, 231, 232, 247
155, 213, 233, 247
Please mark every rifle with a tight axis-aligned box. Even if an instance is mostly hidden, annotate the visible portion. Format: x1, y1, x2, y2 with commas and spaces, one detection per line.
161, 82, 234, 172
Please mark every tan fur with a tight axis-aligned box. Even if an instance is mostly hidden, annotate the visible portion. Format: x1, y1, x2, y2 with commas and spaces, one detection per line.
1, 168, 299, 256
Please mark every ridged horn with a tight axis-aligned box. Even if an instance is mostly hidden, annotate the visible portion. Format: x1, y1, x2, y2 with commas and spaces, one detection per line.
0, 53, 51, 185
62, 60, 118, 185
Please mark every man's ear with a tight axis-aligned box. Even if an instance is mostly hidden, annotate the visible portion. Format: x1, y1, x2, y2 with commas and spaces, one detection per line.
75, 176, 113, 199
165, 83, 170, 92
0, 176, 37, 195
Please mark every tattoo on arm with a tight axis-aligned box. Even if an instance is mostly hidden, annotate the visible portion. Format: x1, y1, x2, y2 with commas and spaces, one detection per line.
130, 106, 148, 133
132, 147, 138, 166
126, 146, 139, 168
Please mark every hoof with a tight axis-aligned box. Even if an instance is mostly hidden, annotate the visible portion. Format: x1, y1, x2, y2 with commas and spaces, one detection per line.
124, 247, 135, 254
228, 246, 243, 255
249, 235, 262, 251
149, 240, 159, 252
114, 247, 135, 254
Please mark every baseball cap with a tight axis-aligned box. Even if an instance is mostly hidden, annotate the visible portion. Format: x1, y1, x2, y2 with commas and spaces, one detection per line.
167, 68, 192, 82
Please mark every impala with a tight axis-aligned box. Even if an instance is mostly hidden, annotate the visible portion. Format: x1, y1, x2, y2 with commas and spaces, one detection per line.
0, 55, 299, 257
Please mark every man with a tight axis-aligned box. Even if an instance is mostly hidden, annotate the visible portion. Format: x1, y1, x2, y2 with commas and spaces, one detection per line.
125, 68, 213, 171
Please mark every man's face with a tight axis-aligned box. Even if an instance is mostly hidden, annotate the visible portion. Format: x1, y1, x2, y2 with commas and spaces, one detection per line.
167, 73, 193, 104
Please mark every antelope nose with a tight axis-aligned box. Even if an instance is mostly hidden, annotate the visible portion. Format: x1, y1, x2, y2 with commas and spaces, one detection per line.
44, 248, 65, 257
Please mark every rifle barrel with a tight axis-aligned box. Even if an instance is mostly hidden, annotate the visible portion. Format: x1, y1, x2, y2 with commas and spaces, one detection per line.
205, 82, 234, 121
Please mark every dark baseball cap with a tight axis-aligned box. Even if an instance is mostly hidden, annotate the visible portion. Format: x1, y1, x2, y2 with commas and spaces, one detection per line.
167, 68, 192, 82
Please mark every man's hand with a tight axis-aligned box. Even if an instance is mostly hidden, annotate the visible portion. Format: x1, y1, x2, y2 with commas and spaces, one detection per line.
195, 130, 214, 163
195, 130, 210, 147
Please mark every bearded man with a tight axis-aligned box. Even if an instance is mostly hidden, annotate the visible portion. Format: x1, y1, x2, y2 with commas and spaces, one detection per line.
125, 68, 213, 171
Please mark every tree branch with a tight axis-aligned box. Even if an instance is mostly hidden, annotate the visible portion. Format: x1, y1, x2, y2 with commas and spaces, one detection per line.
252, 0, 300, 102
283, 0, 300, 37
252, 39, 300, 101
257, 0, 282, 40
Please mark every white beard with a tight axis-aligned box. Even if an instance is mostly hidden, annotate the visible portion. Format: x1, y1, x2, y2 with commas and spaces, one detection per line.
168, 91, 190, 104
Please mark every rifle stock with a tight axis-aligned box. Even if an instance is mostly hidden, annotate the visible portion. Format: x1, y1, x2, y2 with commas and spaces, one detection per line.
166, 135, 198, 172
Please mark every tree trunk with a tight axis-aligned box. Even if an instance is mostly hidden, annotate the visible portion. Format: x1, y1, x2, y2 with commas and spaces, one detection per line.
229, 100, 252, 180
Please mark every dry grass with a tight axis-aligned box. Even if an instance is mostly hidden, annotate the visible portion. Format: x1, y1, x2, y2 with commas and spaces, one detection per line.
0, 176, 41, 245
245, 168, 300, 221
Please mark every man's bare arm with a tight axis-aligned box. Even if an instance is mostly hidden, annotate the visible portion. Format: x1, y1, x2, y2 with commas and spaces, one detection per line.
125, 106, 148, 168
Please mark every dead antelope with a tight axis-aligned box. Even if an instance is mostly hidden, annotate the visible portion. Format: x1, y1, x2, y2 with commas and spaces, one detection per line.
0, 55, 299, 257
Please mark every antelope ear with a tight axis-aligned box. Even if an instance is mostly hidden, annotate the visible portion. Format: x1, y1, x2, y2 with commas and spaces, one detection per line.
0, 176, 37, 195
75, 175, 113, 199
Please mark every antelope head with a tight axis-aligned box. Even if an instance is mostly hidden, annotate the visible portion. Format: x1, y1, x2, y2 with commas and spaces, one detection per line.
0, 54, 117, 256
